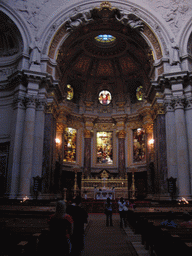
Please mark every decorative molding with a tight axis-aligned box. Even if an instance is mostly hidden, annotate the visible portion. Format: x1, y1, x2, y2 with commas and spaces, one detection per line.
143, 24, 162, 60
94, 122, 116, 131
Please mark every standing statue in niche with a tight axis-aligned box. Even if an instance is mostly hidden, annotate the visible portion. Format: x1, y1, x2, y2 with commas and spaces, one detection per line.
170, 41, 180, 66
29, 37, 42, 65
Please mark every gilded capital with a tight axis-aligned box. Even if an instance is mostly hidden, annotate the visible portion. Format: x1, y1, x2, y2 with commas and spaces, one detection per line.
57, 123, 67, 133
84, 129, 92, 138
118, 130, 126, 139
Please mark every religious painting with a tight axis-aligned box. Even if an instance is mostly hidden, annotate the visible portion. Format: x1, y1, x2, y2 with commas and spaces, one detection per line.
63, 127, 77, 163
99, 90, 112, 105
97, 131, 113, 164
133, 128, 146, 162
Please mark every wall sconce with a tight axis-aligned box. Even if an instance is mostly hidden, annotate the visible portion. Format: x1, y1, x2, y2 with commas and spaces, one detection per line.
55, 138, 61, 144
149, 139, 154, 146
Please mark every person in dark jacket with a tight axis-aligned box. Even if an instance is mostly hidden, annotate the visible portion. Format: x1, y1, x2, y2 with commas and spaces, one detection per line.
105, 197, 113, 226
67, 196, 88, 256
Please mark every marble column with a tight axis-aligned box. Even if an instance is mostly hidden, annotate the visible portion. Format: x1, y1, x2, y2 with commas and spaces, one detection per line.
118, 130, 126, 178
84, 129, 92, 177
185, 97, 192, 194
153, 112, 168, 196
144, 125, 154, 195
8, 95, 26, 199
31, 99, 46, 178
174, 97, 191, 198
164, 100, 177, 178
42, 110, 56, 194
19, 96, 36, 199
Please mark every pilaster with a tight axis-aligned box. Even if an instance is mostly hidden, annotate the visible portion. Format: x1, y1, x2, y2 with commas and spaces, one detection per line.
8, 95, 26, 199
164, 99, 177, 179
173, 97, 191, 198
185, 97, 192, 194
19, 95, 36, 199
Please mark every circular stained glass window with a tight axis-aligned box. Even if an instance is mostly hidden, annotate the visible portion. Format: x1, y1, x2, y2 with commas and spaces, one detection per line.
99, 90, 112, 105
95, 34, 116, 43
136, 86, 144, 101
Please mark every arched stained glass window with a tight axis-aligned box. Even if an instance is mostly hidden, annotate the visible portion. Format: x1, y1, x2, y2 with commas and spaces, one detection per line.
95, 34, 116, 43
136, 86, 144, 101
63, 127, 77, 163
67, 84, 73, 100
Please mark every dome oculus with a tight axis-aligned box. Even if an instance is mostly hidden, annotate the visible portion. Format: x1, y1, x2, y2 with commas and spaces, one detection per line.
95, 34, 116, 43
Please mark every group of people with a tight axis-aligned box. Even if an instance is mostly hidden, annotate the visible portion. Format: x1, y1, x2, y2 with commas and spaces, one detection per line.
104, 197, 129, 228
48, 196, 88, 256
161, 211, 192, 228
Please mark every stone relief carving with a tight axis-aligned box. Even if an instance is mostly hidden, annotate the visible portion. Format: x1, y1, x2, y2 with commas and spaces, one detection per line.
115, 12, 144, 32
65, 11, 93, 31
144, 0, 192, 36
12, 0, 51, 33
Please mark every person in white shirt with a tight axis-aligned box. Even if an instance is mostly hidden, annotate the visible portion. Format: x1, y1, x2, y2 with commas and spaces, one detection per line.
118, 197, 127, 228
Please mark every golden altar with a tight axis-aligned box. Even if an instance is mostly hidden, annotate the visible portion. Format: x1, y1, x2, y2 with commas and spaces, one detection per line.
81, 170, 128, 199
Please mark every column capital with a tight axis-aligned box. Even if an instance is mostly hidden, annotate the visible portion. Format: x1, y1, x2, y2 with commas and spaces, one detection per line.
13, 95, 25, 110
36, 98, 47, 111
164, 99, 174, 112
84, 129, 93, 138
173, 96, 185, 110
25, 95, 37, 109
152, 102, 165, 120
185, 97, 192, 110
117, 130, 126, 139
56, 122, 67, 133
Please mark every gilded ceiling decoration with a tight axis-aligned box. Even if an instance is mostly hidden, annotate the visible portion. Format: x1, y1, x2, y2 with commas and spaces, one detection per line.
51, 4, 154, 106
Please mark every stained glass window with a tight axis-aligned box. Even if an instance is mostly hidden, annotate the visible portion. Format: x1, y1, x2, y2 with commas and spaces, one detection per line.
133, 128, 146, 162
95, 34, 116, 43
136, 86, 144, 101
99, 90, 111, 105
63, 127, 77, 163
97, 131, 113, 164
67, 84, 73, 100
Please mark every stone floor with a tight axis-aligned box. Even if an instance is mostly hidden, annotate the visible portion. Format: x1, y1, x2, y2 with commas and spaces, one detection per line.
82, 214, 149, 256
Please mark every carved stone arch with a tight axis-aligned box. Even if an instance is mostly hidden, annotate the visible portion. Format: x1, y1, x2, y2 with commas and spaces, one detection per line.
179, 17, 192, 57
43, 2, 172, 80
0, 3, 32, 57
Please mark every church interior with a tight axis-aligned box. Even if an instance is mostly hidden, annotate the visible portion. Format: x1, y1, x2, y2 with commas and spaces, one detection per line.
1, 1, 192, 255
0, 1, 192, 202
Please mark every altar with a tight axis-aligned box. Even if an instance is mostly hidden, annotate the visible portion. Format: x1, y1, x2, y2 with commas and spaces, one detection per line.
94, 188, 115, 200
81, 170, 128, 199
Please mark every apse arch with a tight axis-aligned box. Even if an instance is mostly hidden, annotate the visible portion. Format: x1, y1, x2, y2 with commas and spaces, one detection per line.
40, 1, 172, 71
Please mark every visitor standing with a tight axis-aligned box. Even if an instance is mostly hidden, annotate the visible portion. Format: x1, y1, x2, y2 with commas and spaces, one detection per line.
118, 197, 127, 228
105, 197, 113, 226
48, 200, 73, 256
69, 196, 88, 256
